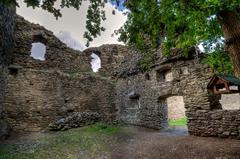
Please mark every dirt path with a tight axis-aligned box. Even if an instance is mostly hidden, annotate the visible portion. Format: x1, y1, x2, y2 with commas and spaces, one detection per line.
110, 126, 240, 159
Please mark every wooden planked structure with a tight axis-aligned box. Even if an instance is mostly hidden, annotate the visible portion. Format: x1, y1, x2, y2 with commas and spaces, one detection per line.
207, 74, 240, 95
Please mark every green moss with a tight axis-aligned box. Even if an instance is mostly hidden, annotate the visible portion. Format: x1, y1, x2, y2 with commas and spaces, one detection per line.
168, 117, 187, 126
0, 123, 121, 159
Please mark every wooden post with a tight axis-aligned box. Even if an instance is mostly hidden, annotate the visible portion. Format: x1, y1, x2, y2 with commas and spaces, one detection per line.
213, 85, 218, 94
224, 82, 230, 93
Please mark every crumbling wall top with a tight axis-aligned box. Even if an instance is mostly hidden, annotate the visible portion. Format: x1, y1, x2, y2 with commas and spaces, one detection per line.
13, 15, 91, 73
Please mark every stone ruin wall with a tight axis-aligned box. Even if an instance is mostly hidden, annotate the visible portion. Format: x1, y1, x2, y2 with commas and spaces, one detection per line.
0, 3, 15, 65
83, 44, 129, 76
114, 54, 205, 129
114, 50, 240, 139
0, 3, 16, 139
5, 69, 116, 132
1, 15, 119, 133
0, 6, 239, 139
13, 16, 90, 73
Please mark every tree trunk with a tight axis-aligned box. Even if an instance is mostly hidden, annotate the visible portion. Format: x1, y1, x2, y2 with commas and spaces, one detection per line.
217, 10, 240, 78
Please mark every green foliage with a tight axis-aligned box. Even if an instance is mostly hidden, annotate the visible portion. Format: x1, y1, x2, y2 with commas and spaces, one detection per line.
169, 117, 187, 126
117, 0, 163, 50
84, 122, 121, 134
138, 53, 153, 71
119, 0, 240, 72
202, 44, 233, 74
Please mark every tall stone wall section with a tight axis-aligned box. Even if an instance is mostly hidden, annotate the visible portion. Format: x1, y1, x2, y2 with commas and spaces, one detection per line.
2, 16, 117, 133
0, 3, 16, 139
0, 3, 15, 65
5, 70, 115, 132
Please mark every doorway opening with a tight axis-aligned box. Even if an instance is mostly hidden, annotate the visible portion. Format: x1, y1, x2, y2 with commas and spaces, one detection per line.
167, 96, 187, 127
158, 96, 187, 128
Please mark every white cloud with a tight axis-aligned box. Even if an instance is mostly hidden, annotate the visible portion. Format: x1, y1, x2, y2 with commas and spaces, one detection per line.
16, 1, 127, 48
56, 31, 85, 51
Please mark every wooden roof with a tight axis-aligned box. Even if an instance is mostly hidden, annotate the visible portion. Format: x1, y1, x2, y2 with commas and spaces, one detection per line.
207, 74, 240, 89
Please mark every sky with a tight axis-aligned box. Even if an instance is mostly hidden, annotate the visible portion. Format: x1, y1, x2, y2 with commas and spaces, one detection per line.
17, 1, 127, 50
17, 1, 127, 71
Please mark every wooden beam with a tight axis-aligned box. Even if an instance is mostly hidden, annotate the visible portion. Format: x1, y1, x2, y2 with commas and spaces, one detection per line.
214, 90, 240, 95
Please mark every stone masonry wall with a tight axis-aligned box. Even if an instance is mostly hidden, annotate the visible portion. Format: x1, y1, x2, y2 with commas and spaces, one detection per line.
83, 45, 129, 76
5, 69, 115, 132
0, 3, 16, 139
187, 110, 240, 138
1, 9, 239, 139
2, 15, 117, 133
115, 56, 209, 129
115, 50, 240, 139
0, 3, 15, 65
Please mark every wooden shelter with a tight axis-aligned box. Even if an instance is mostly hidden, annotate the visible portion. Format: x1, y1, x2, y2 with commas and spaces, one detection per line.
207, 74, 240, 95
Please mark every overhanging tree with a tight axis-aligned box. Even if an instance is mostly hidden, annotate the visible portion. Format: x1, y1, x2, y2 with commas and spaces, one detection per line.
118, 0, 240, 77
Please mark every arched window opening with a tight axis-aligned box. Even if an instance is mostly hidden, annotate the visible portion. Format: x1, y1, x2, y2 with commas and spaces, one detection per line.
91, 53, 101, 72
30, 42, 46, 61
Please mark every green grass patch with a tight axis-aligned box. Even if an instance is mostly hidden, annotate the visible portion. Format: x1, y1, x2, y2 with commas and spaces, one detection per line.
0, 123, 121, 159
83, 122, 120, 134
168, 117, 187, 126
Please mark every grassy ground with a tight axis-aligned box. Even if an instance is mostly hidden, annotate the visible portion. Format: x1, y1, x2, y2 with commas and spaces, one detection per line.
168, 117, 187, 126
0, 123, 121, 159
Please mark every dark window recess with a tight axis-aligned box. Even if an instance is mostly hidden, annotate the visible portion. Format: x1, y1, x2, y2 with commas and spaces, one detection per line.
145, 73, 150, 80
8, 65, 22, 76
156, 70, 167, 82
156, 69, 173, 82
128, 91, 140, 99
9, 68, 18, 76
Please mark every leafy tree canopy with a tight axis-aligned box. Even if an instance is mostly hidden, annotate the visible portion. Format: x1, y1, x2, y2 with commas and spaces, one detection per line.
117, 0, 239, 72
